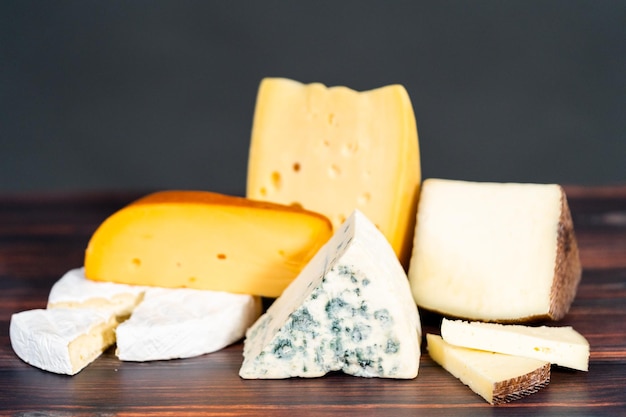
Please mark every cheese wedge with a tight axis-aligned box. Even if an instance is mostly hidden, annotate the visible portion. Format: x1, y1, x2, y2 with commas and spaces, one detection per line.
408, 179, 582, 322
116, 288, 261, 361
84, 190, 333, 297
441, 318, 589, 371
10, 308, 117, 375
246, 77, 421, 267
427, 334, 550, 405
48, 267, 146, 320
240, 210, 421, 379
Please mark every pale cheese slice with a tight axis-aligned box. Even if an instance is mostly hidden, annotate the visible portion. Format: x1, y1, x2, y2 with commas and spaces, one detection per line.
441, 318, 589, 371
240, 210, 421, 379
427, 334, 550, 405
10, 308, 117, 375
409, 179, 582, 322
116, 288, 261, 361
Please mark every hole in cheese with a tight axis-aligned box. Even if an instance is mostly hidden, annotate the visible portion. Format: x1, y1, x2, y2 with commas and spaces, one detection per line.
328, 113, 335, 125
131, 258, 141, 267
357, 192, 371, 206
271, 172, 281, 190
217, 254, 227, 260
259, 187, 267, 197
291, 202, 303, 209
293, 162, 301, 172
328, 165, 340, 178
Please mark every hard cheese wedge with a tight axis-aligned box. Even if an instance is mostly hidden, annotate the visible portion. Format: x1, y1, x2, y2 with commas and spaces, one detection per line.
116, 287, 261, 361
10, 308, 117, 375
409, 179, 582, 322
48, 267, 146, 320
84, 190, 333, 297
441, 318, 590, 371
246, 77, 421, 267
240, 210, 421, 379
427, 334, 550, 405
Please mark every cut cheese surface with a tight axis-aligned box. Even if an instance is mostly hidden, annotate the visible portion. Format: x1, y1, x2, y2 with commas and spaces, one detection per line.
427, 334, 550, 405
246, 77, 421, 267
240, 210, 421, 379
48, 267, 146, 320
408, 179, 582, 322
441, 318, 590, 371
10, 308, 117, 375
84, 190, 333, 297
116, 287, 261, 361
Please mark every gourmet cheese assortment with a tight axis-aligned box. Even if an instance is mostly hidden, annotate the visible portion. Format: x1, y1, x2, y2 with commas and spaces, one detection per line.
10, 77, 589, 405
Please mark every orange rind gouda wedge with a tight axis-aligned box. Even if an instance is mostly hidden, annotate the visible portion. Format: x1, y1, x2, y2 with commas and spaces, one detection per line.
84, 191, 333, 297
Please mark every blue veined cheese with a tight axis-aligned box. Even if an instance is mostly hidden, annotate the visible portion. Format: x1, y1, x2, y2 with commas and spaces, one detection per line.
116, 287, 261, 361
47, 267, 147, 320
239, 210, 421, 379
10, 308, 117, 375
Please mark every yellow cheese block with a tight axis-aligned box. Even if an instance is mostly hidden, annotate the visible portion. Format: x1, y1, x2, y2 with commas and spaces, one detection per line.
246, 77, 421, 267
84, 191, 333, 297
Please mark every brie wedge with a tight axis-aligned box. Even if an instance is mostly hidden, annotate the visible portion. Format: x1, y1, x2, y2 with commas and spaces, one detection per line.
10, 308, 117, 375
116, 287, 261, 361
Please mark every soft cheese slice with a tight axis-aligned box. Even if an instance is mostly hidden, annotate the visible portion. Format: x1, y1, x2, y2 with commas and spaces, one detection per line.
441, 318, 589, 371
427, 334, 550, 405
10, 308, 117, 375
48, 267, 146, 320
408, 179, 582, 322
240, 210, 421, 379
84, 190, 333, 297
116, 288, 261, 361
246, 77, 421, 267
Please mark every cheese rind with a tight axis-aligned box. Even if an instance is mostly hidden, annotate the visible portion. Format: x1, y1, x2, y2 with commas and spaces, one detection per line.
441, 318, 589, 371
48, 267, 146, 320
115, 288, 261, 361
84, 190, 333, 297
10, 308, 117, 375
408, 179, 582, 322
246, 77, 421, 267
427, 334, 550, 405
240, 210, 421, 379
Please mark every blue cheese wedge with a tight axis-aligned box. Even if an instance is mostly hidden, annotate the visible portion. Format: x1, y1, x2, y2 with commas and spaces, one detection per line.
427, 334, 550, 405
116, 288, 261, 361
48, 267, 146, 320
441, 318, 590, 371
10, 308, 117, 375
239, 210, 421, 379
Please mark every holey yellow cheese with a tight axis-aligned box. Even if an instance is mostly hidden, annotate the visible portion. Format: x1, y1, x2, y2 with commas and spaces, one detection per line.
84, 191, 333, 297
246, 77, 421, 267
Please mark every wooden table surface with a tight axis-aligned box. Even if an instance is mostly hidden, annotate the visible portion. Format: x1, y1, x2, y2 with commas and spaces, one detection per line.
1, 187, 625, 416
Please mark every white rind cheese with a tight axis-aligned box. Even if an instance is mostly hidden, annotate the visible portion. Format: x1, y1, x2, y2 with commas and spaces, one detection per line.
239, 210, 421, 379
441, 318, 590, 371
427, 334, 550, 405
48, 267, 146, 320
408, 179, 581, 322
10, 308, 117, 375
116, 288, 261, 361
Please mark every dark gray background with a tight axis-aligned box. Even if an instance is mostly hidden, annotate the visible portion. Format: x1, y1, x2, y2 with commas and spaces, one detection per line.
2, 1, 625, 195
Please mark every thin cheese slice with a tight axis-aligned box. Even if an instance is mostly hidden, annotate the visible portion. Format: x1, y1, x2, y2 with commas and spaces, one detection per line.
427, 334, 550, 405
84, 190, 333, 297
10, 308, 117, 375
246, 77, 421, 267
441, 318, 589, 371
409, 179, 581, 322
